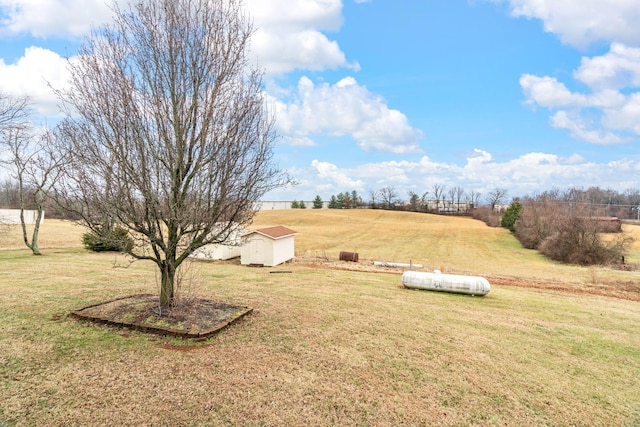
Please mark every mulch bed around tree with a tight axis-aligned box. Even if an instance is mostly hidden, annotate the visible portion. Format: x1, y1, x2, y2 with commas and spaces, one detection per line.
69, 294, 252, 338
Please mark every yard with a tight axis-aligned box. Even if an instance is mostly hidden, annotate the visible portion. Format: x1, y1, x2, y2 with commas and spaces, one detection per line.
1, 210, 639, 426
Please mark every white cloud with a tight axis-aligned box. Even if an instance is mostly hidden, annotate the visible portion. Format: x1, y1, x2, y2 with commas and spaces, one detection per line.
574, 43, 640, 90
499, 1, 640, 144
266, 149, 640, 201
251, 29, 356, 75
520, 74, 587, 108
245, 0, 343, 31
501, 0, 640, 48
521, 44, 640, 144
311, 159, 364, 188
245, 0, 358, 75
272, 76, 424, 153
602, 93, 640, 135
550, 111, 629, 145
0, 46, 71, 116
0, 0, 122, 37
0, 0, 357, 76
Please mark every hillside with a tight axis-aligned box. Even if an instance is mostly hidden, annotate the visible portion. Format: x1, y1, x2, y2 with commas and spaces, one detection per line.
252, 209, 640, 299
1, 210, 640, 425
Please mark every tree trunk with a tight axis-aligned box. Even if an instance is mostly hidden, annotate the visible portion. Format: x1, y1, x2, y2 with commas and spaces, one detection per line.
20, 206, 42, 256
159, 260, 176, 310
29, 207, 43, 256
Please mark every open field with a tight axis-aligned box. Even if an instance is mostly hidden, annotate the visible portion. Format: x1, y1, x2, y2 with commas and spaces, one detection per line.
255, 209, 640, 300
1, 211, 640, 426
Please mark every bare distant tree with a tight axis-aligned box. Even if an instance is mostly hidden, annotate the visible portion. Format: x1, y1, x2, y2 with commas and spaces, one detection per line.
420, 191, 429, 212
447, 187, 456, 211
487, 188, 508, 210
432, 183, 445, 212
1, 92, 64, 255
368, 189, 379, 208
53, 0, 285, 309
379, 186, 398, 209
468, 190, 482, 208
0, 179, 20, 208
454, 186, 465, 212
3, 125, 65, 255
0, 92, 29, 237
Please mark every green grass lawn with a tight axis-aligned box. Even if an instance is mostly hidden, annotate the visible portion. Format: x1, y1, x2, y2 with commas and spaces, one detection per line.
1, 212, 639, 426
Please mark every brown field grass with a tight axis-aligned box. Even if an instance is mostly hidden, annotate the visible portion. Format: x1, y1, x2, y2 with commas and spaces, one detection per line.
254, 209, 640, 300
1, 211, 640, 426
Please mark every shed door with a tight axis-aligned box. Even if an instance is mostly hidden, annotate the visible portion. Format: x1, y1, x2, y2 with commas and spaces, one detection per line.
250, 239, 265, 265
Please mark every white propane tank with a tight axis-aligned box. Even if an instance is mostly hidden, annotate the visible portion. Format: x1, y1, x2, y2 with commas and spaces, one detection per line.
402, 270, 491, 296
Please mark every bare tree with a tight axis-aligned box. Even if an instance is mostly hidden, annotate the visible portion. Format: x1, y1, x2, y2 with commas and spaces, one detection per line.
419, 191, 429, 212
0, 179, 21, 208
447, 187, 456, 211
53, 0, 285, 309
3, 126, 65, 255
0, 92, 29, 239
1, 92, 64, 255
379, 186, 398, 209
432, 183, 445, 212
468, 190, 482, 208
515, 191, 632, 265
454, 186, 465, 212
0, 92, 29, 131
487, 188, 508, 210
368, 189, 379, 208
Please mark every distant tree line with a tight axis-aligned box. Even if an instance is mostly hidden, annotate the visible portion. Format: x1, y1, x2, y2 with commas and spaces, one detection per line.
367, 185, 489, 213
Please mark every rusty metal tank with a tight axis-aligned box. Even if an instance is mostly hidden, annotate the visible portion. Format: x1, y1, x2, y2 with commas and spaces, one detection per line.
339, 251, 359, 262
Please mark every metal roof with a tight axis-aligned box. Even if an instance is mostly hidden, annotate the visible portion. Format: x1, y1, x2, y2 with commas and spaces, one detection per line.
242, 226, 298, 240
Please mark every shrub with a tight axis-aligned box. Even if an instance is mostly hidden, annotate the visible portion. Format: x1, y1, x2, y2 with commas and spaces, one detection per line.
471, 207, 501, 227
82, 226, 133, 252
514, 193, 633, 265
513, 195, 559, 249
538, 216, 630, 265
501, 201, 522, 232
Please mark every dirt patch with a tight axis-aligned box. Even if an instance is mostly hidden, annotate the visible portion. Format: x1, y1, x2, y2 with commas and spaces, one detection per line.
70, 294, 252, 338
295, 256, 640, 301
487, 275, 640, 301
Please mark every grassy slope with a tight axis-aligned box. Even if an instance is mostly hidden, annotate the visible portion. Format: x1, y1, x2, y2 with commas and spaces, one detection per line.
254, 209, 640, 284
1, 213, 639, 426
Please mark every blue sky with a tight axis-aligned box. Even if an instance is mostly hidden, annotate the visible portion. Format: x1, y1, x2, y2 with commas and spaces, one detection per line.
1, 0, 639, 203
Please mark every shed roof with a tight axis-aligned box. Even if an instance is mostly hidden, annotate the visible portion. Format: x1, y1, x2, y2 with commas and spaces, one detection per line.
242, 226, 297, 240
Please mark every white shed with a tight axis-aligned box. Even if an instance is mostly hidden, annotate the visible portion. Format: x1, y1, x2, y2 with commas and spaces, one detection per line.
240, 226, 297, 267
189, 224, 247, 261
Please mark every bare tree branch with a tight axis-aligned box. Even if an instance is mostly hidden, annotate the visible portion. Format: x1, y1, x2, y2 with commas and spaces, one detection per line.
53, 0, 286, 308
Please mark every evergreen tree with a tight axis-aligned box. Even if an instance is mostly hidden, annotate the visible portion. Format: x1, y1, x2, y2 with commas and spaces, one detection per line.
312, 195, 323, 209
501, 201, 523, 232
351, 190, 359, 208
